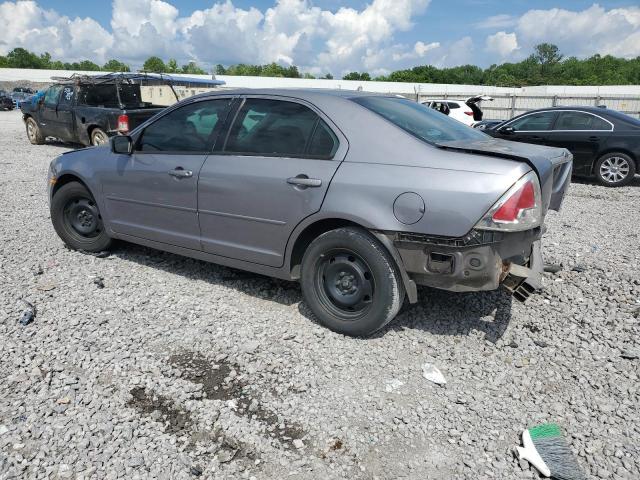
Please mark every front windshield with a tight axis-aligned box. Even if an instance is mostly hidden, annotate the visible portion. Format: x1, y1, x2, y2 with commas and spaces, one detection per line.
353, 96, 487, 144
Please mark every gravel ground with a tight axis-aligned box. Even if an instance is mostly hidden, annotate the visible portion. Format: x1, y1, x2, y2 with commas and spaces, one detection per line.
1, 109, 639, 480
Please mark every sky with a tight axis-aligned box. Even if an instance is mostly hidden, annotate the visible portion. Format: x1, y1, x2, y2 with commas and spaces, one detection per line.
1, 0, 639, 77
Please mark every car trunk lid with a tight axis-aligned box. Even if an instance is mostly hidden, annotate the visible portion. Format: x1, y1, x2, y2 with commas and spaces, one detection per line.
465, 95, 493, 121
435, 137, 573, 213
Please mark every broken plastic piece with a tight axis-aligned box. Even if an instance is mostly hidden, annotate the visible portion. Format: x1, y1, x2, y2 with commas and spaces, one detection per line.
422, 363, 446, 385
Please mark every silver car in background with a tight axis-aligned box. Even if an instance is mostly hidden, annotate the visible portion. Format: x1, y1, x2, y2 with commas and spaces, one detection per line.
47, 89, 572, 336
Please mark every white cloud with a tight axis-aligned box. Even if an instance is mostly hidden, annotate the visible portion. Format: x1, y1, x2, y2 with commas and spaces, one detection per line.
0, 0, 438, 75
475, 14, 516, 30
485, 31, 518, 58
484, 4, 640, 63
0, 0, 112, 62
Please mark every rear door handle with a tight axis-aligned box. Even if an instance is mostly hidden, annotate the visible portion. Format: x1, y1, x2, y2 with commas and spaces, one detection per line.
287, 175, 322, 188
588, 136, 599, 142
168, 168, 193, 178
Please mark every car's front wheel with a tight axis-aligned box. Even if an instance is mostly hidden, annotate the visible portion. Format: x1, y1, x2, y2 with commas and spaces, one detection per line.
26, 117, 44, 144
595, 152, 636, 187
300, 227, 405, 337
51, 182, 112, 252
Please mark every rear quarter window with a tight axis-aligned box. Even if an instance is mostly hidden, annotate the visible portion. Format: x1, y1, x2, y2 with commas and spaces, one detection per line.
354, 96, 487, 144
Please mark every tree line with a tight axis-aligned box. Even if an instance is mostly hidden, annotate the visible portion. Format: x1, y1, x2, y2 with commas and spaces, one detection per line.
1, 44, 639, 86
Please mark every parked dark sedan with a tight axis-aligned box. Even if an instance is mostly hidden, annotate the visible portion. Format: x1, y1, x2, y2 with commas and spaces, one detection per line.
486, 107, 640, 187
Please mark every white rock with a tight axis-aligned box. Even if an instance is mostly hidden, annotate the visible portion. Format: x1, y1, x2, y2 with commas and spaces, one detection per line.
422, 363, 447, 385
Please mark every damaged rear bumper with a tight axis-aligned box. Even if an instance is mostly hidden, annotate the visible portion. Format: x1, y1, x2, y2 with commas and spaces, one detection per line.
378, 228, 544, 303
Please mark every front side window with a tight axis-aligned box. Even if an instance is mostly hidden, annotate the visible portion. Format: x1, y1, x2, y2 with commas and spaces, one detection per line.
509, 112, 555, 131
225, 99, 337, 158
138, 99, 231, 153
355, 96, 487, 144
555, 111, 611, 131
44, 85, 63, 108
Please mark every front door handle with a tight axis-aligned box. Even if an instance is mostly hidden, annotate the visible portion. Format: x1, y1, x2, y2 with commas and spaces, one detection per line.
287, 175, 322, 188
588, 136, 599, 142
168, 168, 193, 178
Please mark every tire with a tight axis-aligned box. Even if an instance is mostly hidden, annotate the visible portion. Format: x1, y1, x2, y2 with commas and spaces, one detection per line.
25, 117, 44, 145
91, 128, 108, 146
51, 182, 112, 252
300, 227, 405, 337
594, 152, 636, 187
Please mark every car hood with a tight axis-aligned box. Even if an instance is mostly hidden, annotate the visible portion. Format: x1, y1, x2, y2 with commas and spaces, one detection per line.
435, 137, 573, 213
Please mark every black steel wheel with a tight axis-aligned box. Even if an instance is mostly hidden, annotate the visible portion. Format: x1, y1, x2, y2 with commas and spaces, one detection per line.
301, 227, 405, 337
51, 182, 112, 252
314, 248, 375, 319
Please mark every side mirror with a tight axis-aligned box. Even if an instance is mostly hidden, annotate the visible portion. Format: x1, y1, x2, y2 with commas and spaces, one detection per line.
111, 135, 132, 154
499, 126, 515, 135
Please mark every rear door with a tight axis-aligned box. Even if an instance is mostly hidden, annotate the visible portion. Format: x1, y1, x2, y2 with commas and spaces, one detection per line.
198, 96, 346, 267
495, 111, 557, 146
102, 98, 233, 250
544, 110, 613, 175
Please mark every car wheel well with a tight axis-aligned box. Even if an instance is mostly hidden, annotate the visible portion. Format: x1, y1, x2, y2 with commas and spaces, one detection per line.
591, 149, 637, 174
289, 219, 362, 278
52, 174, 92, 199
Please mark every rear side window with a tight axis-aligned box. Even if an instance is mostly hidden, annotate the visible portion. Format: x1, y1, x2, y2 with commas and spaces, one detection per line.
555, 111, 612, 131
447, 102, 460, 109
509, 112, 555, 131
225, 98, 337, 158
355, 96, 486, 144
138, 99, 231, 153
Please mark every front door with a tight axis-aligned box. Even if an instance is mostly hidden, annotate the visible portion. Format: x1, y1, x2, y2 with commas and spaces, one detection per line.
102, 98, 233, 250
496, 110, 557, 146
38, 85, 64, 138
198, 97, 345, 267
544, 110, 613, 175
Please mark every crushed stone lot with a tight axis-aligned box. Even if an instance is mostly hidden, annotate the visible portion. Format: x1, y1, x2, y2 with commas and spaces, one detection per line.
0, 109, 639, 480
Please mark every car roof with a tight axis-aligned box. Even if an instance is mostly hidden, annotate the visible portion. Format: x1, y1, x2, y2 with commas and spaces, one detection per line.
193, 88, 389, 101
526, 106, 612, 114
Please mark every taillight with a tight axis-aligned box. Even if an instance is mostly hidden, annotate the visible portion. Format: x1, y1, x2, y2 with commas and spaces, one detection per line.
464, 111, 474, 116
117, 114, 129, 133
475, 172, 542, 231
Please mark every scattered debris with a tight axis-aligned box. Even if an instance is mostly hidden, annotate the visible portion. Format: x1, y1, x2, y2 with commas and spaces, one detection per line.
37, 282, 56, 292
56, 397, 71, 405
508, 341, 519, 348
18, 300, 36, 326
385, 378, 404, 392
543, 263, 562, 274
93, 277, 105, 289
620, 349, 639, 360
189, 466, 203, 477
572, 265, 586, 273
517, 424, 585, 479
422, 363, 446, 385
76, 249, 111, 258
34, 265, 44, 276
329, 439, 343, 451
533, 339, 549, 348
293, 439, 305, 449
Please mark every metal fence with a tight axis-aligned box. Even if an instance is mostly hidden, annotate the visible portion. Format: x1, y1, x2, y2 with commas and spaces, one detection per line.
414, 93, 640, 120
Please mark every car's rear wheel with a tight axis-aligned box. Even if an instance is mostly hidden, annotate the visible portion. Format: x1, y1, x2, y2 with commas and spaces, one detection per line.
300, 227, 405, 337
595, 152, 636, 187
51, 182, 112, 252
91, 128, 108, 146
26, 117, 44, 145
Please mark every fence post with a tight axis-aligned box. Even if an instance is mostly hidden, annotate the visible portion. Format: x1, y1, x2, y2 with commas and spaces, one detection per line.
552, 95, 558, 107
595, 95, 601, 107
510, 94, 516, 119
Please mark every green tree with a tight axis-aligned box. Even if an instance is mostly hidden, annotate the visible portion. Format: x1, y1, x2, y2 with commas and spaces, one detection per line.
166, 59, 179, 73
5, 48, 44, 68
103, 59, 130, 72
302, 72, 315, 79
215, 64, 226, 75
181, 61, 207, 75
75, 60, 101, 71
321, 73, 333, 79
143, 56, 166, 73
